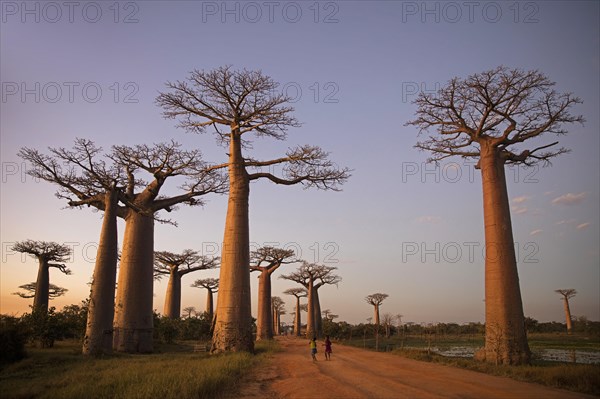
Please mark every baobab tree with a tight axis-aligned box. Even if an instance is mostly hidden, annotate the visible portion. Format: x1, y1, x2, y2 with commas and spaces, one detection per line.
157, 66, 350, 352
313, 269, 342, 337
11, 240, 72, 313
365, 293, 388, 326
280, 262, 340, 338
182, 306, 197, 319
154, 250, 219, 319
284, 287, 307, 336
19, 139, 226, 354
13, 282, 68, 301
407, 66, 583, 365
192, 278, 219, 320
381, 313, 394, 338
250, 247, 296, 340
271, 296, 285, 336
20, 140, 122, 356
555, 289, 577, 334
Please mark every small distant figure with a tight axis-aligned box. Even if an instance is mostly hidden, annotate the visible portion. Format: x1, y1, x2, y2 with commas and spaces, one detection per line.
324, 335, 332, 360
310, 336, 318, 361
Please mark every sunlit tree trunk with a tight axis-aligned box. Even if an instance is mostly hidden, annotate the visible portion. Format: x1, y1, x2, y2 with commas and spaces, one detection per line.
83, 187, 119, 355
563, 297, 573, 333
306, 279, 316, 338
33, 259, 50, 312
113, 211, 155, 353
474, 142, 531, 365
212, 132, 254, 353
163, 269, 182, 319
294, 297, 302, 336
206, 289, 214, 320
256, 271, 273, 340
313, 288, 323, 337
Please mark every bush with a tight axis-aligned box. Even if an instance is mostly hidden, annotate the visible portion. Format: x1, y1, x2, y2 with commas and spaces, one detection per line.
0, 315, 28, 365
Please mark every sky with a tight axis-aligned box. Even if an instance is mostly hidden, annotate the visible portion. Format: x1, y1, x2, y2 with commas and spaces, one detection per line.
1, 1, 598, 326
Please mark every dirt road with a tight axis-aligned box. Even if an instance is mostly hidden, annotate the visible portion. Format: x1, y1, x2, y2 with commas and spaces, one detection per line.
232, 337, 594, 399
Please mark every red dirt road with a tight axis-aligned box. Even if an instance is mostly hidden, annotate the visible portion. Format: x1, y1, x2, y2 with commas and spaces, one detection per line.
232, 337, 595, 399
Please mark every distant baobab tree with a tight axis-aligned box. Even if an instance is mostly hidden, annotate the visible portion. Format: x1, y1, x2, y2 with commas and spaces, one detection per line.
19, 139, 226, 354
280, 261, 340, 338
11, 240, 72, 313
157, 66, 350, 353
407, 66, 583, 365
192, 278, 219, 321
284, 287, 307, 336
365, 293, 388, 326
555, 289, 577, 334
313, 269, 342, 337
13, 282, 68, 300
271, 296, 285, 336
154, 250, 219, 319
250, 247, 296, 340
381, 313, 394, 338
182, 306, 196, 319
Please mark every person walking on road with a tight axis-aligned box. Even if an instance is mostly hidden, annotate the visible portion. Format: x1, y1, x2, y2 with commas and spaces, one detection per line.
310, 337, 318, 361
324, 335, 333, 360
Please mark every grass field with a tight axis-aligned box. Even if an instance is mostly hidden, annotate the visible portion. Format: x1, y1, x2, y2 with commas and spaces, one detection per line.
0, 340, 277, 399
341, 333, 600, 395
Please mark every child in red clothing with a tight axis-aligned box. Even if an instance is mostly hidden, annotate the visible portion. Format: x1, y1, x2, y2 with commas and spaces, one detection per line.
324, 335, 332, 360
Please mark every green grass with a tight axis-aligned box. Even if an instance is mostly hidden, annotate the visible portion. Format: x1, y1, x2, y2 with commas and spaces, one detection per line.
0, 340, 276, 399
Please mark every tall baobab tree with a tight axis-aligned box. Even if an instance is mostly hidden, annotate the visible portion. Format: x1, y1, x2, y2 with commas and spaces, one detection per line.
555, 289, 577, 334
154, 250, 219, 319
20, 140, 122, 356
192, 278, 219, 320
407, 67, 583, 365
110, 142, 226, 352
19, 139, 226, 354
271, 296, 285, 336
13, 282, 68, 301
284, 287, 307, 336
313, 270, 342, 337
280, 262, 340, 338
365, 293, 388, 326
157, 66, 350, 353
250, 247, 296, 340
11, 240, 72, 313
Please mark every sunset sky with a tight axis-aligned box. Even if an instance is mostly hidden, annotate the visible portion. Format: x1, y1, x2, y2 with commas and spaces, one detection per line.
1, 1, 598, 326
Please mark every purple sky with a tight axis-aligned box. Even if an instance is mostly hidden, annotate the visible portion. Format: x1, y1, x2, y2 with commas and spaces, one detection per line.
1, 1, 598, 325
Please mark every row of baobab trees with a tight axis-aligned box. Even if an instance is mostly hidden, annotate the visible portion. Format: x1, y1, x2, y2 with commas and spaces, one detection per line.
9, 239, 344, 343
14, 65, 583, 365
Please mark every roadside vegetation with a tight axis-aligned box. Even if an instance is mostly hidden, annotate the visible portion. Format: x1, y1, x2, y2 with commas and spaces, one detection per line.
0, 306, 275, 399
333, 320, 600, 396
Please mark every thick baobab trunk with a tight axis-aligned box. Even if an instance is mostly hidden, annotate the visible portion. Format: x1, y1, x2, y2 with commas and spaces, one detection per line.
313, 288, 323, 337
474, 143, 531, 365
212, 132, 254, 353
33, 259, 50, 312
306, 280, 316, 338
163, 270, 182, 319
113, 211, 155, 353
563, 298, 573, 333
256, 271, 273, 340
374, 305, 380, 326
83, 187, 119, 355
206, 290, 214, 320
294, 297, 302, 336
